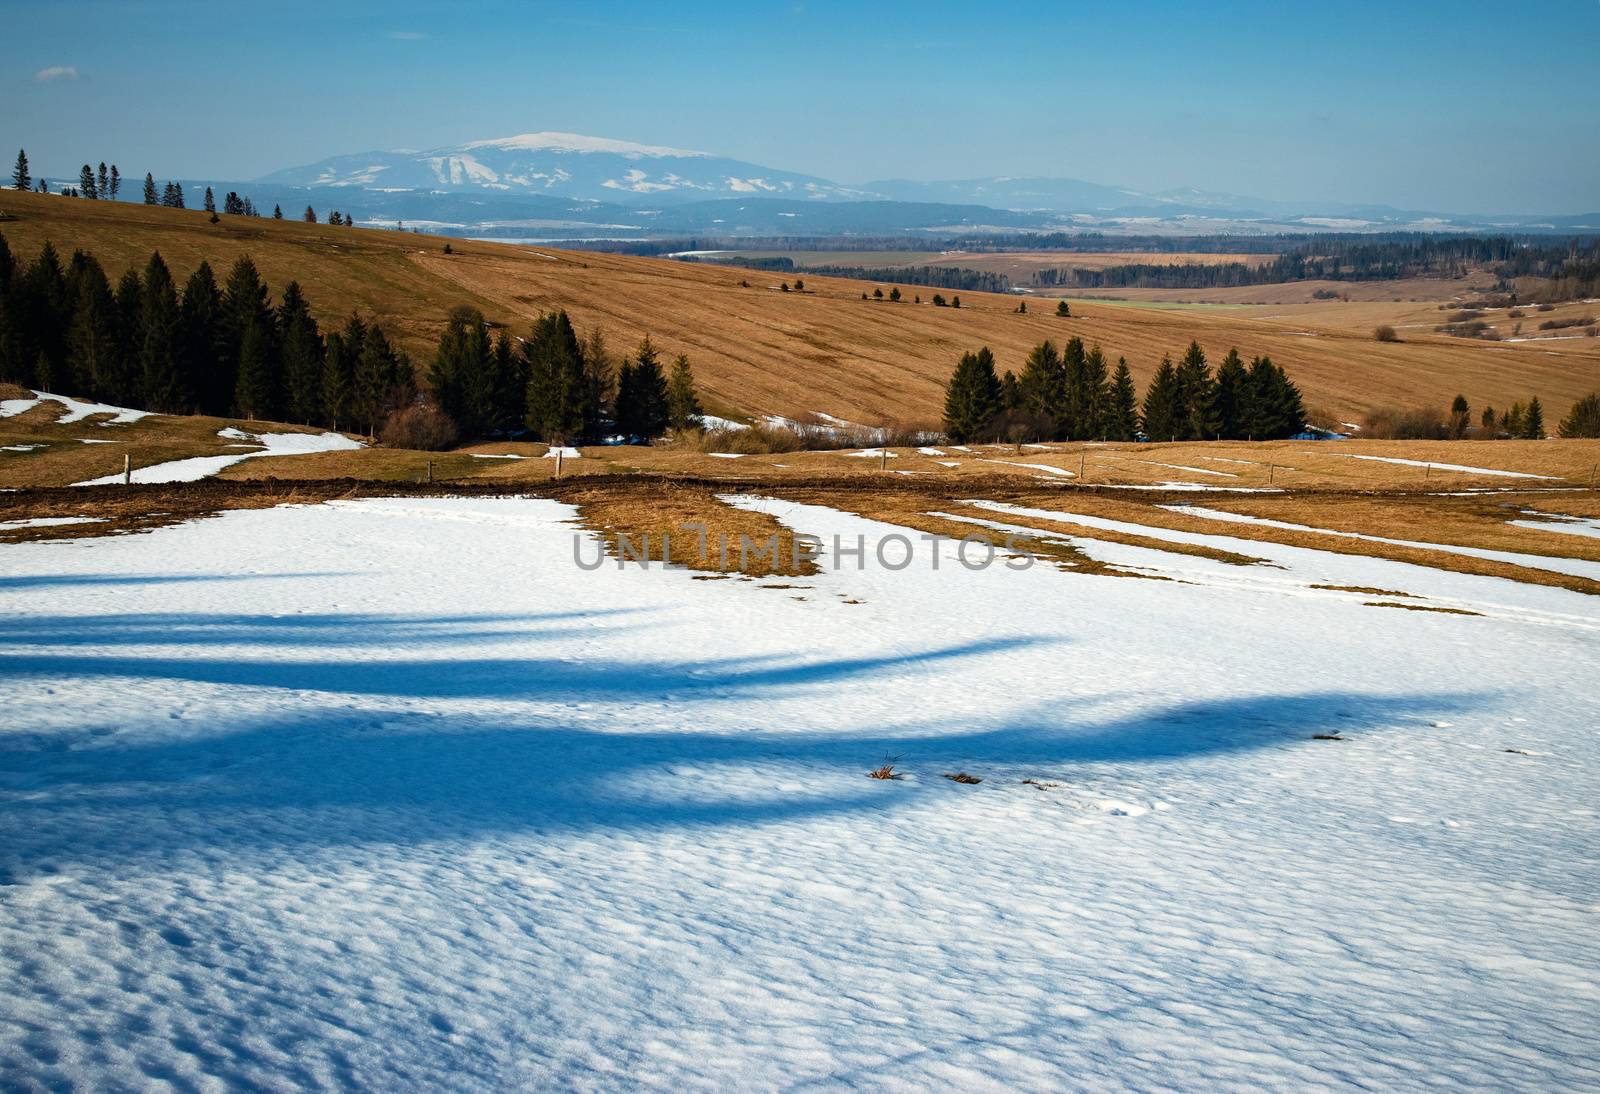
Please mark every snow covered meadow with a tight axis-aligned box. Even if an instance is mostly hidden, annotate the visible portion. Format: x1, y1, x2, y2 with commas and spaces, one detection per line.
2, 495, 1598, 1089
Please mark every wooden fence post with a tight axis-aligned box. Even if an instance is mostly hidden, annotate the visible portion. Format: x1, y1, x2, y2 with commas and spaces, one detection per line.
123, 453, 131, 485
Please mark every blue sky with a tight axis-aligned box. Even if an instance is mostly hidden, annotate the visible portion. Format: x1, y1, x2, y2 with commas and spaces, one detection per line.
5, 0, 1597, 213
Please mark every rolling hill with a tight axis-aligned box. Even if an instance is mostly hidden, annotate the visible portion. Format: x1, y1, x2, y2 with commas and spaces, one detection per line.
2, 188, 1597, 427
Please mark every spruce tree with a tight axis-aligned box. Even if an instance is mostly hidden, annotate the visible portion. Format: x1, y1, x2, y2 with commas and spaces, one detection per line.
1243, 356, 1304, 439
1212, 348, 1248, 439
321, 315, 366, 432
490, 329, 526, 434
578, 327, 612, 439
1016, 340, 1064, 421
67, 256, 118, 398
1141, 356, 1182, 442
12, 149, 30, 191
79, 165, 98, 199
303, 206, 317, 223
614, 335, 669, 441
1482, 406, 1497, 432
1000, 369, 1021, 411
97, 163, 109, 198
277, 282, 324, 425
273, 204, 283, 220
353, 323, 408, 437
1558, 393, 1600, 438
21, 243, 71, 389
204, 187, 216, 214
107, 267, 144, 404
178, 262, 222, 414
1056, 300, 1069, 317
139, 253, 185, 412
1504, 401, 1526, 438
216, 258, 271, 415
429, 306, 493, 438
1105, 358, 1139, 441
942, 347, 1003, 443
666, 353, 703, 432
143, 173, 157, 205
524, 311, 589, 442
233, 319, 275, 420
109, 165, 120, 199
1523, 396, 1545, 439
1173, 340, 1217, 440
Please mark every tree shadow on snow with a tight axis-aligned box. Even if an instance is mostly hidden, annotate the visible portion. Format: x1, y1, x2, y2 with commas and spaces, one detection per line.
0, 608, 1482, 874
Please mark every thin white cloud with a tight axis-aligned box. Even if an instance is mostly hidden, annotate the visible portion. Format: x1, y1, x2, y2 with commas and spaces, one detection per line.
387, 31, 426, 40
36, 65, 79, 82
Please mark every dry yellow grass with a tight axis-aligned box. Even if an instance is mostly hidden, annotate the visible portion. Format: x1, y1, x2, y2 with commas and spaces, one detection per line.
3, 189, 1596, 428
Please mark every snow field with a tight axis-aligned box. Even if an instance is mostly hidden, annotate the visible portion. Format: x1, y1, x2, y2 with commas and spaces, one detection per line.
1, 495, 1597, 1089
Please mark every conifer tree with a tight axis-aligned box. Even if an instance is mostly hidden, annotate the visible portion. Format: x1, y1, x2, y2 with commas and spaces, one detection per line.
107, 268, 144, 403
578, 327, 612, 438
303, 206, 317, 223
1105, 358, 1139, 441
143, 173, 157, 205
353, 323, 409, 437
1242, 356, 1304, 439
321, 316, 366, 432
273, 204, 283, 220
109, 165, 120, 199
218, 257, 272, 417
666, 353, 702, 432
1482, 406, 1497, 432
138, 253, 185, 412
1448, 394, 1471, 438
97, 163, 109, 199
12, 149, 30, 191
233, 319, 275, 420
67, 256, 118, 397
204, 187, 216, 214
19, 243, 71, 388
429, 306, 493, 438
1000, 369, 1021, 411
178, 262, 222, 413
1558, 393, 1600, 438
1141, 356, 1182, 442
489, 329, 526, 434
1173, 340, 1217, 440
1212, 348, 1248, 439
1059, 337, 1107, 440
1523, 396, 1545, 439
1056, 300, 1070, 317
524, 311, 590, 442
942, 347, 1002, 443
79, 165, 98, 199
277, 282, 324, 425
1016, 340, 1064, 421
614, 336, 669, 441
1504, 401, 1526, 438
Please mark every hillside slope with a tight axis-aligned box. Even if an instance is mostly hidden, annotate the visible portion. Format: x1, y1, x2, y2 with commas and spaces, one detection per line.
2, 190, 1596, 425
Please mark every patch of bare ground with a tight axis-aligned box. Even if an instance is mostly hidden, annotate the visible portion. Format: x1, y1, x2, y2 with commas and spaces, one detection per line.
1362, 601, 1484, 617
1310, 584, 1417, 597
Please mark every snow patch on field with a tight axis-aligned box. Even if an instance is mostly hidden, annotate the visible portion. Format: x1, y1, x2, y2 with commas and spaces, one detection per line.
73, 429, 362, 485
0, 391, 150, 425
1336, 454, 1553, 479
0, 516, 105, 530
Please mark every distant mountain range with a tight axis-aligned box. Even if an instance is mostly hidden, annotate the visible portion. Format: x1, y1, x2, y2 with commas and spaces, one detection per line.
251, 131, 1598, 239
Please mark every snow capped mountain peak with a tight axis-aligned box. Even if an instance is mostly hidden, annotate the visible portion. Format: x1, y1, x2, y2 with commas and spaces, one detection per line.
460, 131, 709, 159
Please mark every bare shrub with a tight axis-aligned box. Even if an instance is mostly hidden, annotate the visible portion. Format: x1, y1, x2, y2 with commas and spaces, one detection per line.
944, 772, 982, 784
380, 403, 459, 450
1304, 406, 1343, 433
1361, 406, 1449, 440
1373, 324, 1398, 342
1538, 315, 1597, 331
867, 758, 902, 780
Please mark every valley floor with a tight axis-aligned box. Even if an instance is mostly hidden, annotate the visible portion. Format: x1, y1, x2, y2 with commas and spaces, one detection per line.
1, 496, 1598, 1089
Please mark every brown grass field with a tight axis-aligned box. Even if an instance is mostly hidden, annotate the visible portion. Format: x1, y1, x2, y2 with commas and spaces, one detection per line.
2, 189, 1596, 428
5, 189, 1600, 598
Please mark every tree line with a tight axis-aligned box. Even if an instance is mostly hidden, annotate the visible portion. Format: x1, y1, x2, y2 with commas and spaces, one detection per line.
427, 306, 703, 445
943, 338, 1305, 444
0, 233, 411, 433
